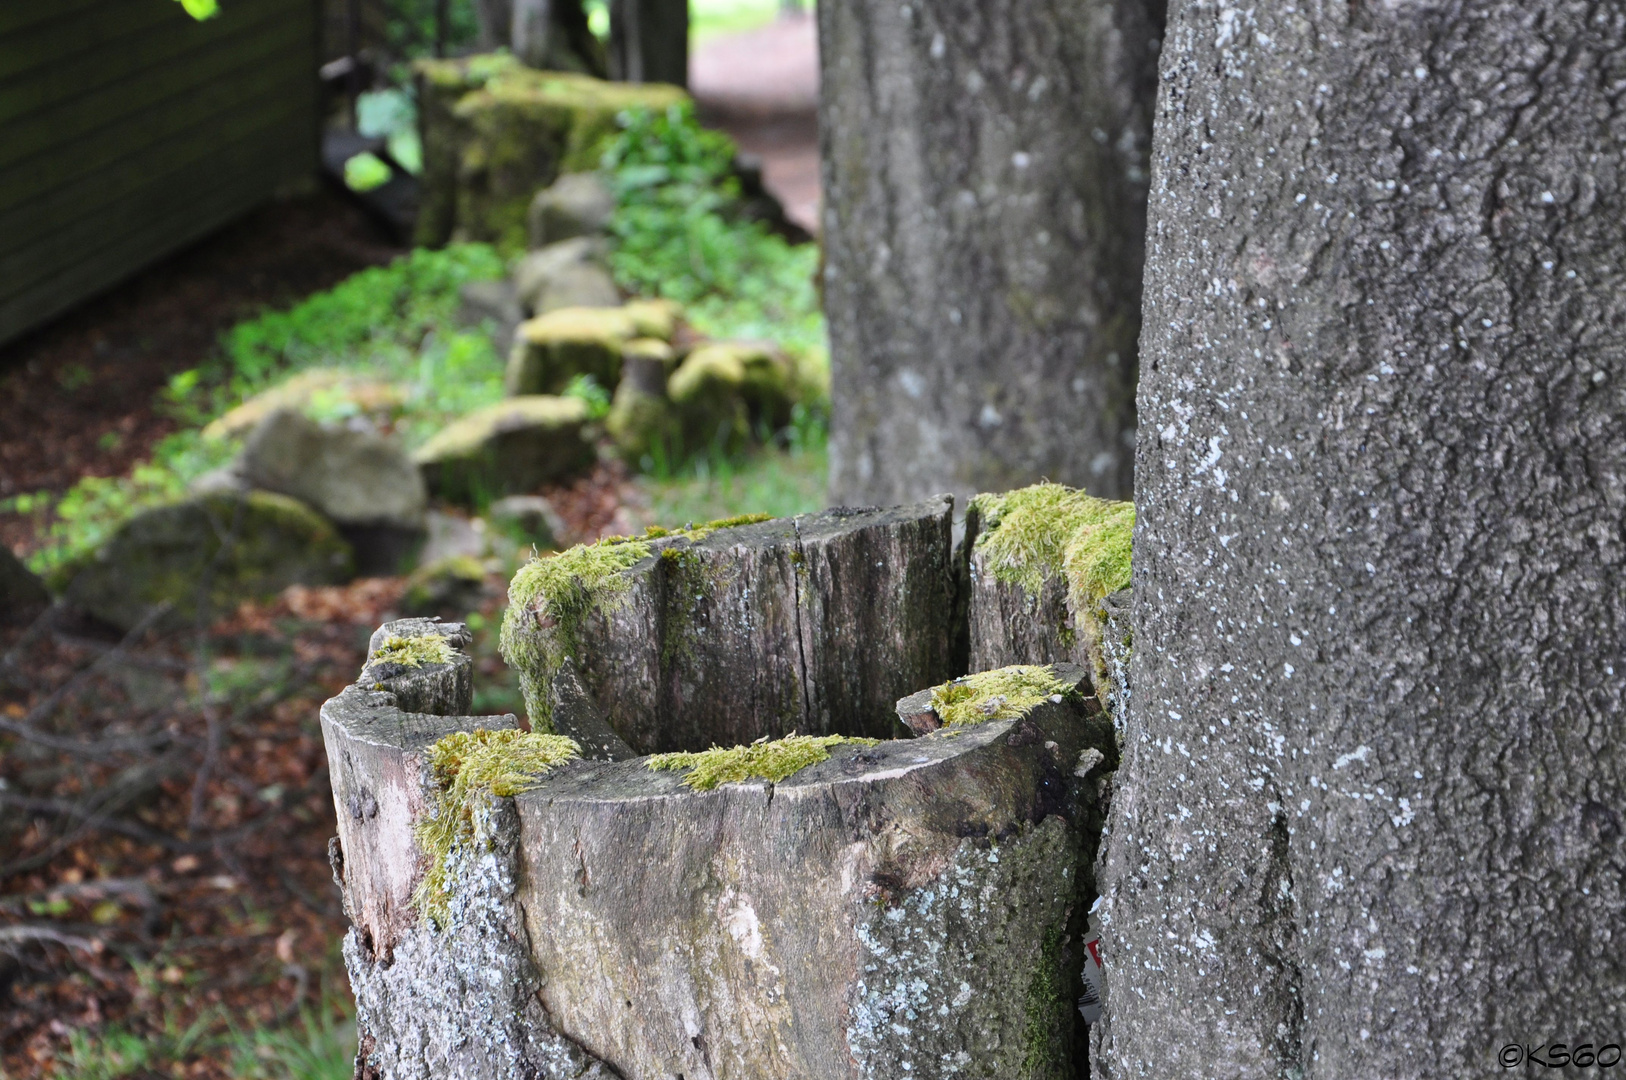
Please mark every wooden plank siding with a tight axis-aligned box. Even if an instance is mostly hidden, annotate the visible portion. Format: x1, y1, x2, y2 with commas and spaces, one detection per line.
0, 0, 320, 346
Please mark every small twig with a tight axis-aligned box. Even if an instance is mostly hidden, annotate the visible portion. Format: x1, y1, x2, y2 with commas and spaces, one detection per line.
0, 924, 100, 953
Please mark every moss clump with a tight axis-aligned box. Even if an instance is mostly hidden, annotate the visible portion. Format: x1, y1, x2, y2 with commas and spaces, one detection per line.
649, 733, 878, 791
370, 633, 455, 669
971, 483, 1134, 609
500, 535, 653, 728
414, 727, 581, 924
928, 665, 1072, 729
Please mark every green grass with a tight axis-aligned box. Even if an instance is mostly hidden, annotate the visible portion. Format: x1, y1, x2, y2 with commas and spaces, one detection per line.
637, 436, 826, 528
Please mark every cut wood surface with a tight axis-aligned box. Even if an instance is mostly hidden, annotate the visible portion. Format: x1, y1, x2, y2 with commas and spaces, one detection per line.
323, 617, 1118, 1079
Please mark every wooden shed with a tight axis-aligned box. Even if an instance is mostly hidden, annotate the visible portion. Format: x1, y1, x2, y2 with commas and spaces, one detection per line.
0, 0, 320, 346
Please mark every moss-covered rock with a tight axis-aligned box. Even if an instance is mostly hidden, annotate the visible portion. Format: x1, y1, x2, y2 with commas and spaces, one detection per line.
415, 56, 688, 251
622, 298, 683, 342
511, 236, 618, 316
414, 396, 595, 504
505, 305, 639, 395
604, 380, 678, 464
61, 492, 354, 631
202, 370, 406, 441
402, 555, 488, 617
666, 341, 794, 453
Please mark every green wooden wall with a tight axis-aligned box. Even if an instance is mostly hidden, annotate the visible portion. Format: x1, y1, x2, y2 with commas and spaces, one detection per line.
0, 0, 319, 346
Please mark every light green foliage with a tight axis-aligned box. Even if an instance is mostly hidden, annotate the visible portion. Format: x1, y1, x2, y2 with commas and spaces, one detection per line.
636, 424, 827, 524
369, 633, 455, 669
562, 372, 613, 419
500, 536, 653, 727
414, 728, 581, 923
601, 105, 825, 357
344, 152, 393, 192
175, 0, 218, 19
928, 665, 1072, 729
649, 733, 878, 791
7, 246, 505, 576
356, 88, 423, 175
971, 483, 1135, 608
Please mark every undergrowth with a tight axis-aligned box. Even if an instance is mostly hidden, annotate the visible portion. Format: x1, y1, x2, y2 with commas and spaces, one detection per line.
648, 733, 877, 791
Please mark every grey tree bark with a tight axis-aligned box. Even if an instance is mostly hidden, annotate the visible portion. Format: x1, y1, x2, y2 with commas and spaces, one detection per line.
818, 0, 1163, 507
1098, 3, 1626, 1077
608, 0, 689, 87
512, 0, 607, 75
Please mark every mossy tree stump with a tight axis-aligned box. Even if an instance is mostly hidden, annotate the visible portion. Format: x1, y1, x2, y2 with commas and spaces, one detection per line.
324, 616, 1116, 1080
502, 497, 963, 753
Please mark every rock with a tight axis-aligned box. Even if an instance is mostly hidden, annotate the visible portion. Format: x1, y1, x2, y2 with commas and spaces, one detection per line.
238, 409, 428, 576
458, 280, 526, 359
487, 495, 568, 551
1, 545, 50, 625
402, 556, 488, 617
415, 56, 688, 250
63, 492, 354, 631
414, 396, 595, 504
501, 496, 962, 752
420, 510, 491, 565
512, 238, 620, 316
603, 376, 677, 464
202, 370, 406, 441
666, 341, 794, 453
526, 172, 616, 248
505, 306, 639, 396
323, 618, 1115, 1080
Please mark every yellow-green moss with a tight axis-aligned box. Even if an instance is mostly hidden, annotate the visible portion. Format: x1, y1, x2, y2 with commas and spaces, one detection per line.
971, 483, 1134, 609
928, 665, 1072, 729
499, 535, 653, 729
370, 633, 455, 669
413, 727, 581, 925
648, 733, 878, 791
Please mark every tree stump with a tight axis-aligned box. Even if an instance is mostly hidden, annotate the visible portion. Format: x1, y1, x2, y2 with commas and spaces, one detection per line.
326, 608, 1117, 1077
502, 497, 963, 753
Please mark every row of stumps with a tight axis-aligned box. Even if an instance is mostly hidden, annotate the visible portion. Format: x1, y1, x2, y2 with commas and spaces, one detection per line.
322, 493, 1131, 1080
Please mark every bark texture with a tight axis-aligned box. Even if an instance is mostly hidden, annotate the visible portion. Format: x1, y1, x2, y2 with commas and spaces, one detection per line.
1099, 4, 1626, 1076
819, 0, 1162, 506
608, 0, 689, 87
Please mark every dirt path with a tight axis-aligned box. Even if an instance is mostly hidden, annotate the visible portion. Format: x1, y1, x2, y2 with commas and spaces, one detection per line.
691, 13, 822, 235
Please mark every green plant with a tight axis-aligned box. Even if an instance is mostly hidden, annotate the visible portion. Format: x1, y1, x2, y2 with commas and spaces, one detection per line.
174, 0, 218, 19
229, 1002, 357, 1080
562, 373, 613, 419
601, 105, 825, 355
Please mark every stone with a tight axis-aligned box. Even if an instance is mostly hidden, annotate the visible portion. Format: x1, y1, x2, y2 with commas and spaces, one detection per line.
512, 238, 620, 316
414, 396, 594, 504
415, 56, 687, 251
419, 510, 491, 566
324, 615, 1117, 1079
666, 341, 794, 453
458, 279, 526, 359
239, 409, 427, 533
603, 376, 677, 464
501, 496, 962, 753
487, 495, 568, 551
201, 370, 406, 441
238, 409, 428, 576
402, 556, 488, 617
1, 544, 50, 625
526, 172, 616, 249
505, 306, 638, 396
62, 492, 354, 632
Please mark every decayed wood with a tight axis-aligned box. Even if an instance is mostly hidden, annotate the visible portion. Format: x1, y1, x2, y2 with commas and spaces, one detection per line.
324, 625, 1115, 1079
513, 496, 963, 754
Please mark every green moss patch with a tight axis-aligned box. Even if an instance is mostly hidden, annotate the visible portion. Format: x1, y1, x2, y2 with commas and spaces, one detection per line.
649, 734, 878, 791
369, 633, 455, 669
414, 727, 581, 924
971, 483, 1134, 609
928, 665, 1073, 729
643, 512, 774, 542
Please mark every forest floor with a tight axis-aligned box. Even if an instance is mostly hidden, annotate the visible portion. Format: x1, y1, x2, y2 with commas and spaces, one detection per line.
1, 20, 825, 1078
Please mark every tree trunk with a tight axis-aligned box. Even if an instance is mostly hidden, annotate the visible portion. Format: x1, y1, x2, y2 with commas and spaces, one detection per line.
1098, 3, 1626, 1076
608, 0, 689, 87
512, 0, 608, 76
474, 0, 513, 48
818, 0, 1162, 507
